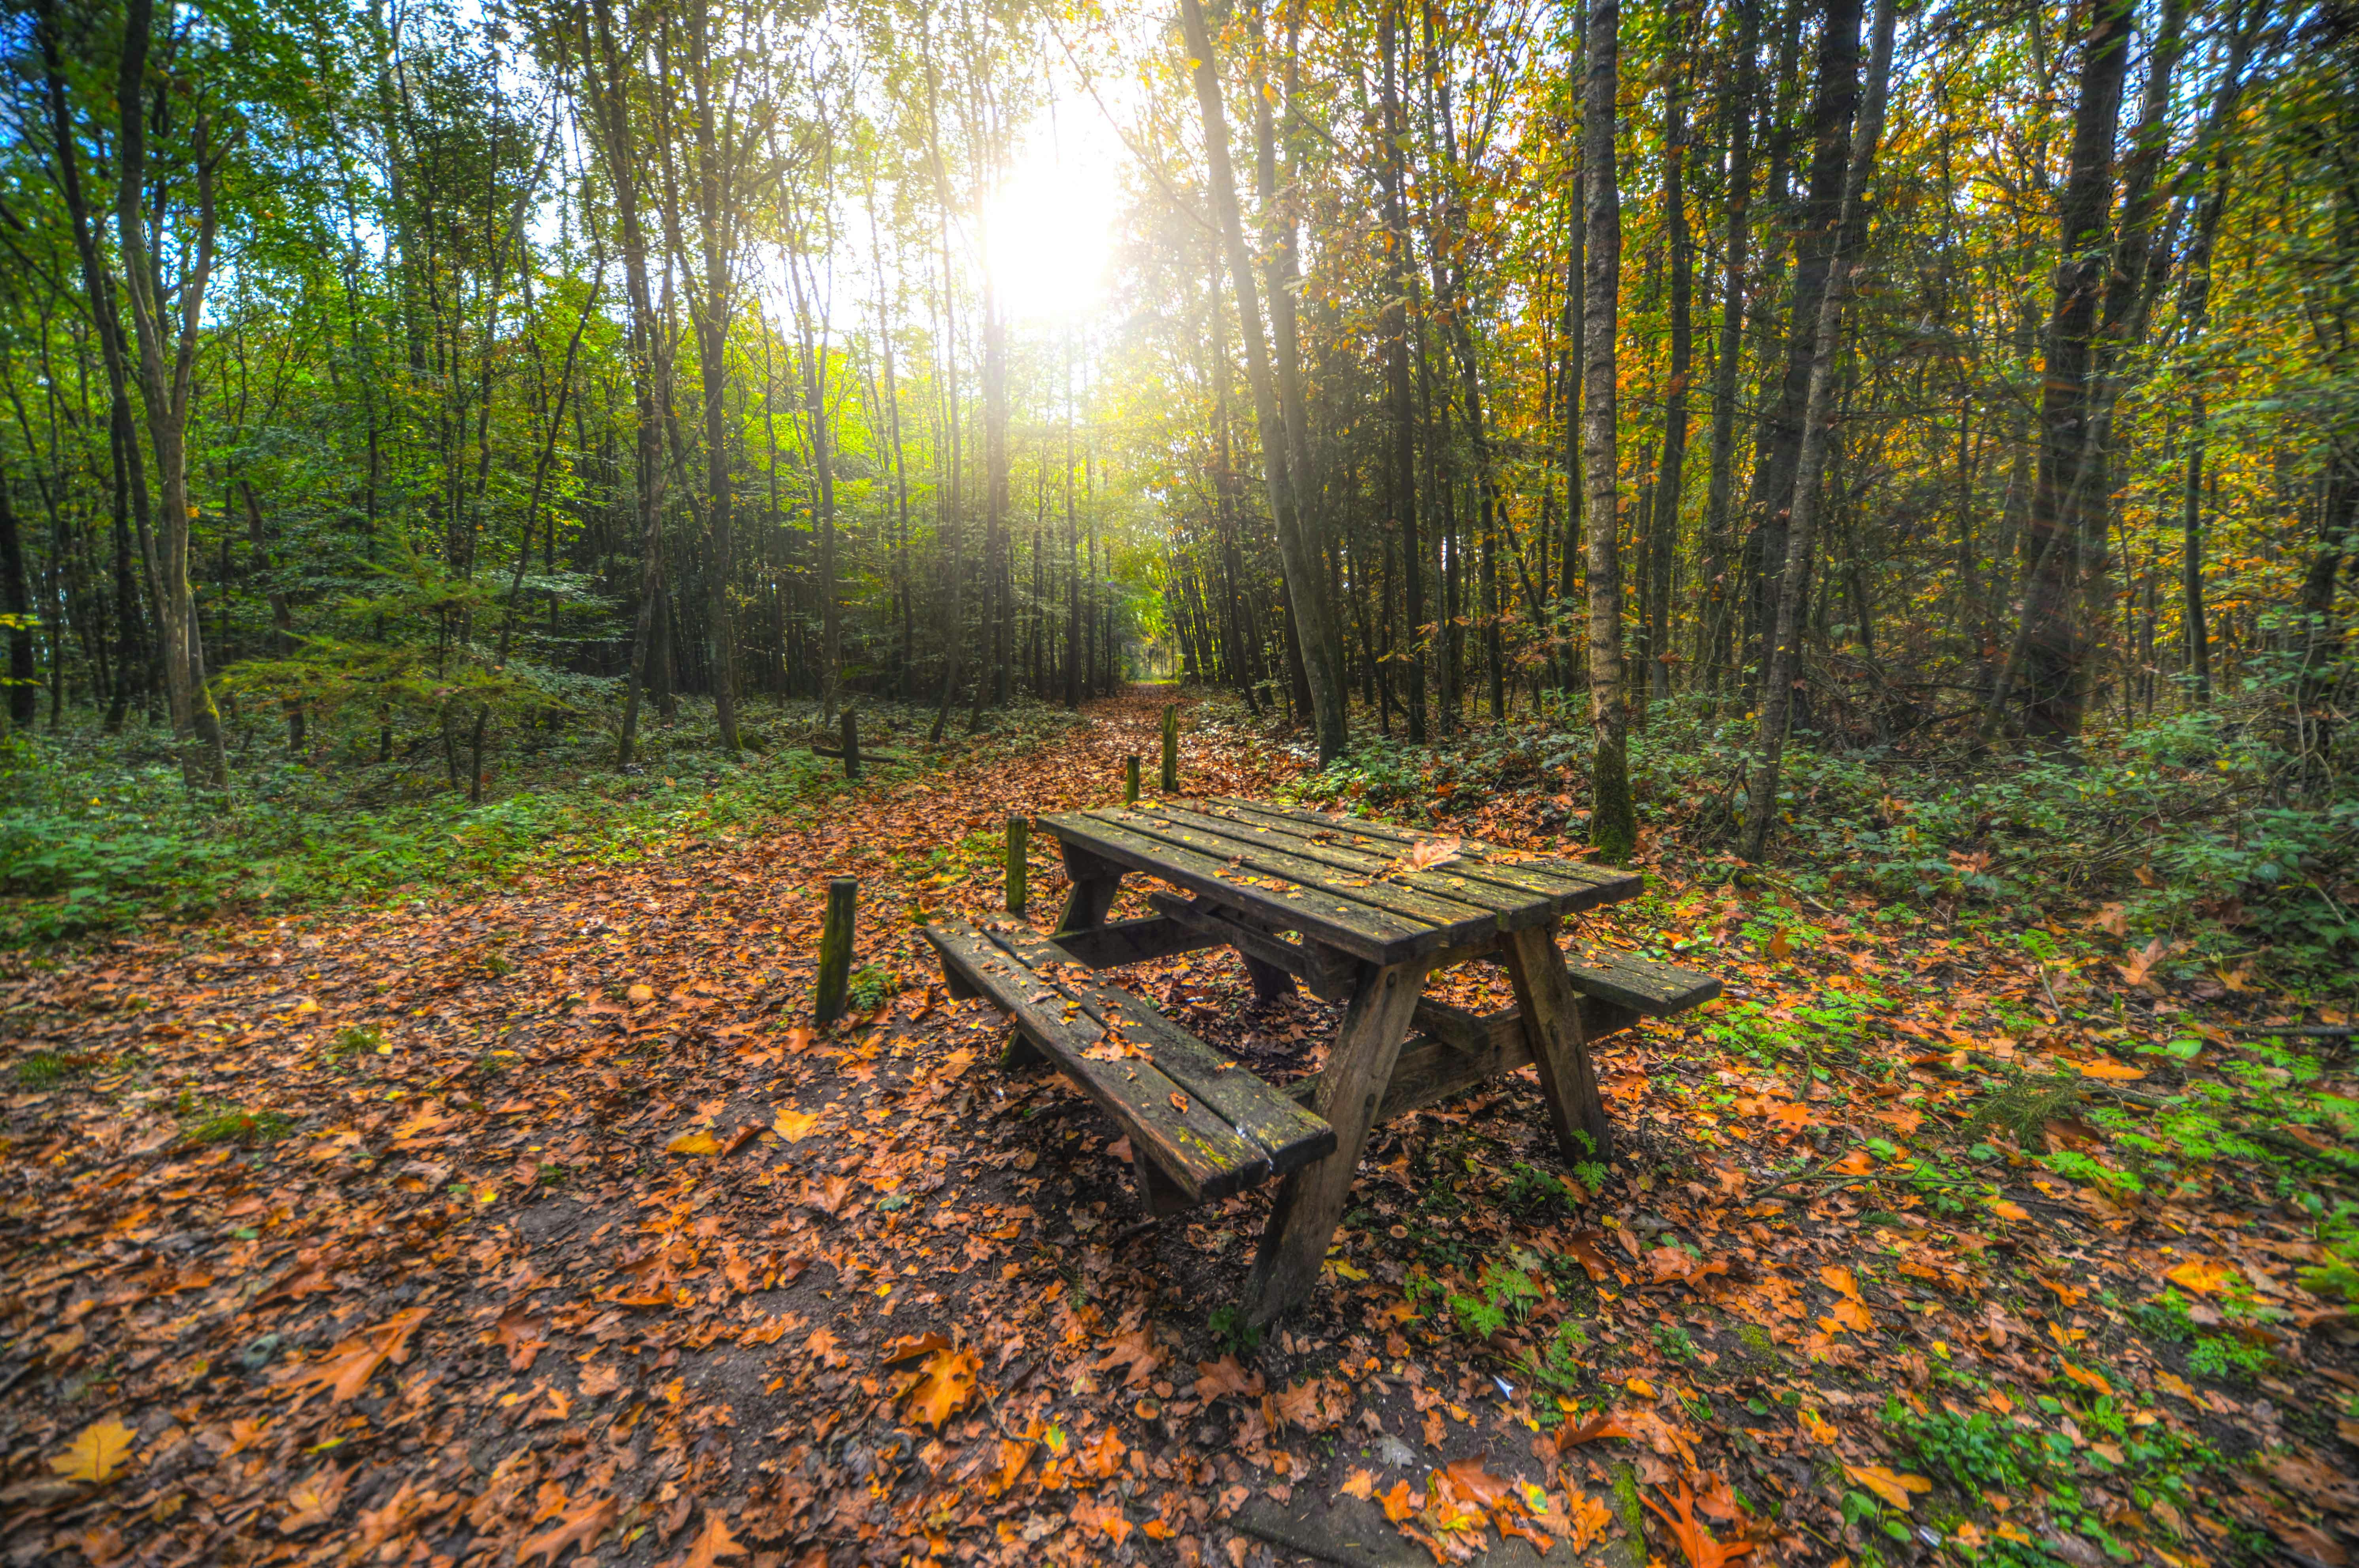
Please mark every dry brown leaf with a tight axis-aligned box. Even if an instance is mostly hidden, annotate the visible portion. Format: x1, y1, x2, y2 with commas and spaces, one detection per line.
49, 1417, 134, 1486
518, 1495, 618, 1566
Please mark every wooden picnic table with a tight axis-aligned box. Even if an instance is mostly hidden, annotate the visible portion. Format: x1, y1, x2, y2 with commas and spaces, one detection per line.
1012, 795, 1706, 1324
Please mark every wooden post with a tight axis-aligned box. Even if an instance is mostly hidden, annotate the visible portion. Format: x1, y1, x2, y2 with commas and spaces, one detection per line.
1124, 755, 1141, 804
816, 878, 856, 1025
1161, 705, 1179, 793
1005, 815, 1028, 914
840, 709, 860, 780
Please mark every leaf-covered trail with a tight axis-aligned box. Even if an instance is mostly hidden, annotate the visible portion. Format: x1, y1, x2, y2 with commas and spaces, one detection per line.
3, 693, 2355, 1568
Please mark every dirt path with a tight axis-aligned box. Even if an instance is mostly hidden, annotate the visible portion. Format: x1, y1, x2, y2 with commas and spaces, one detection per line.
1, 693, 2350, 1568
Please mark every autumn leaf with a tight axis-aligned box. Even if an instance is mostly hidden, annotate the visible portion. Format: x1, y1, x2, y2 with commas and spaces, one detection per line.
2060, 1362, 2113, 1397
1843, 1465, 1932, 1511
1193, 1356, 1265, 1400
901, 1344, 980, 1428
1384, 836, 1463, 878
1339, 1468, 1377, 1500
2076, 1057, 2146, 1081
2167, 1260, 2232, 1294
1379, 1478, 1420, 1523
278, 1464, 349, 1534
1645, 1478, 1755, 1568
684, 1510, 746, 1568
773, 1107, 822, 1142
2117, 937, 2170, 988
667, 1130, 721, 1156
882, 1331, 950, 1364
49, 1417, 135, 1485
274, 1307, 429, 1405
518, 1495, 618, 1566
1557, 1411, 1634, 1447
625, 984, 654, 1003
1095, 1325, 1163, 1387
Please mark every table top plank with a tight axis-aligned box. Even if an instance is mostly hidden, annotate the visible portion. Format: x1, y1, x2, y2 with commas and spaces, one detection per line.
1202, 797, 1643, 912
1035, 812, 1430, 961
1141, 802, 1555, 929
1092, 807, 1502, 948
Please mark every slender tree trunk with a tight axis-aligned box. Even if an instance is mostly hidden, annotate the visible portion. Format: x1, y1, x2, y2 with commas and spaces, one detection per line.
1581, 0, 1635, 863
1741, 0, 1896, 860
114, 0, 227, 790
2017, 0, 2134, 744
1180, 0, 1348, 765
686, 0, 740, 752
1651, 34, 1696, 705
1702, 0, 1760, 699
1380, 0, 1426, 744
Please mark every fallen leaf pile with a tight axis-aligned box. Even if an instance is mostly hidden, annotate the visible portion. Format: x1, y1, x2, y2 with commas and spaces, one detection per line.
0, 689, 2353, 1568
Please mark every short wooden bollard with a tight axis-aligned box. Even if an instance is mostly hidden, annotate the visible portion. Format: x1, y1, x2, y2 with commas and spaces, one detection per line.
1005, 816, 1028, 914
1160, 705, 1180, 794
816, 877, 856, 1024
1125, 756, 1141, 805
840, 709, 861, 780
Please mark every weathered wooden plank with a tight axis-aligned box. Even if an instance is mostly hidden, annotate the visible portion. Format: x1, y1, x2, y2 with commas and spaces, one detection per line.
1565, 947, 1722, 1015
1202, 797, 1644, 912
1048, 915, 1224, 970
1037, 812, 1429, 962
1094, 808, 1502, 951
1145, 803, 1557, 929
1143, 892, 1360, 1004
989, 926, 1337, 1178
919, 920, 1269, 1202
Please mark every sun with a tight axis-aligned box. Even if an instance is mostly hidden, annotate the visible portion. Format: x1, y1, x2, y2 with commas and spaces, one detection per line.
982, 125, 1121, 325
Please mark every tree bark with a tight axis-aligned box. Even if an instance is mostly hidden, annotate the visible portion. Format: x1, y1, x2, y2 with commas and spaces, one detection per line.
1650, 33, 1696, 705
114, 0, 228, 790
1702, 0, 1761, 697
1379, 0, 1426, 744
1580, 0, 1635, 863
1741, 0, 1896, 860
1180, 0, 1349, 765
2017, 0, 2135, 744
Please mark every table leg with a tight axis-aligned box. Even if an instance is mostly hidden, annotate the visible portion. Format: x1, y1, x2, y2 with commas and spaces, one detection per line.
1240, 955, 1298, 1003
1242, 952, 1434, 1326
1497, 921, 1614, 1166
1055, 842, 1124, 934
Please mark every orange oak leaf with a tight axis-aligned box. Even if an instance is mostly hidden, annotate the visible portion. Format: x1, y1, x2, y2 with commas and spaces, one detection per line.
275, 1307, 429, 1405
518, 1495, 618, 1566
1645, 1478, 1754, 1568
901, 1344, 979, 1428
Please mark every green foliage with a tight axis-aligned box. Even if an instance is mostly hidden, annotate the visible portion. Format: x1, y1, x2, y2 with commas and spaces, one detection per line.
13, 1050, 81, 1090
2300, 1203, 2359, 1307
848, 965, 898, 1013
1207, 1304, 1261, 1357
178, 1095, 295, 1147
1892, 1404, 2042, 1495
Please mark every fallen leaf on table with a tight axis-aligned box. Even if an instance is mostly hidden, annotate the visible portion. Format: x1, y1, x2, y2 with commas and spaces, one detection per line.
49, 1417, 135, 1485
1843, 1465, 1932, 1511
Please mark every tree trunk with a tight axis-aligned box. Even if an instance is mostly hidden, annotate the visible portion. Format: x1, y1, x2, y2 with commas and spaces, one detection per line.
1651, 36, 1695, 705
114, 0, 227, 790
686, 0, 740, 752
1702, 0, 1760, 698
1580, 0, 1635, 863
1379, 0, 1426, 744
1741, 0, 1896, 860
1179, 0, 1348, 765
2016, 0, 2134, 745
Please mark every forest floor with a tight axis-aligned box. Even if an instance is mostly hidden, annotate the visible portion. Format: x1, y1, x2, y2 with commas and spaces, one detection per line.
1, 689, 2354, 1568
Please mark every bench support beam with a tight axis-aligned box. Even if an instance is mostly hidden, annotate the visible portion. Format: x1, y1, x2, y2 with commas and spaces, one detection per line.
1499, 919, 1614, 1166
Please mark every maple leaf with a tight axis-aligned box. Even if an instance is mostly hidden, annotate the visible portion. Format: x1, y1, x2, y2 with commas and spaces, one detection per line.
1095, 1325, 1163, 1387
1192, 1356, 1265, 1401
1383, 837, 1462, 878
1843, 1465, 1932, 1512
278, 1464, 349, 1534
49, 1417, 134, 1485
1567, 1491, 1614, 1552
2117, 937, 2170, 988
883, 1331, 951, 1364
1645, 1478, 1754, 1568
806, 1174, 857, 1216
1340, 1469, 1377, 1500
901, 1343, 979, 1428
1556, 1411, 1634, 1448
773, 1107, 821, 1142
274, 1307, 429, 1405
1380, 1479, 1421, 1524
684, 1511, 746, 1568
518, 1495, 618, 1566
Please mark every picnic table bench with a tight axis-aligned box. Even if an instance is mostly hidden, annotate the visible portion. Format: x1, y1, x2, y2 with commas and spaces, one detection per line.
919, 795, 1719, 1323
